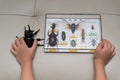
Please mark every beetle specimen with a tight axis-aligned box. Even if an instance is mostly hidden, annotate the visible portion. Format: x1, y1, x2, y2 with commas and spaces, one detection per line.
47, 23, 58, 47
61, 31, 66, 41
70, 39, 76, 47
89, 37, 98, 47
89, 25, 97, 36
91, 25, 95, 30
24, 25, 44, 47
70, 23, 79, 34
81, 28, 85, 43
91, 38, 97, 47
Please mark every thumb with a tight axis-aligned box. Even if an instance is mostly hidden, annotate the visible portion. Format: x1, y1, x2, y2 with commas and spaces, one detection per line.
31, 39, 38, 50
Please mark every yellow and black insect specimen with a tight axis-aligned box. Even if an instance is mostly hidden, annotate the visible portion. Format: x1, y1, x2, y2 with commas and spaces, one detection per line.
47, 23, 58, 47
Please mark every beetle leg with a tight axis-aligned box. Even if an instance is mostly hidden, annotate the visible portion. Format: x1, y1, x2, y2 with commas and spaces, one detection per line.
56, 31, 59, 36
56, 38, 59, 48
46, 38, 49, 47
47, 30, 50, 37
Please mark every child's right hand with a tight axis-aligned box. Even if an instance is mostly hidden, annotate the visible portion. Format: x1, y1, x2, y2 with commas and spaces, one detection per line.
94, 39, 116, 66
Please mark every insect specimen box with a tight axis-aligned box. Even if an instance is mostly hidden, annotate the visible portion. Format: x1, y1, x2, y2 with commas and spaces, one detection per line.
44, 14, 102, 53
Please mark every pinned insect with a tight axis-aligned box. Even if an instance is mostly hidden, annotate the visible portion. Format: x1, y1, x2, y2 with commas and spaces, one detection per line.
89, 37, 98, 47
47, 23, 58, 47
63, 19, 80, 34
24, 25, 44, 47
70, 39, 77, 47
81, 28, 85, 43
89, 25, 97, 36
61, 31, 66, 41
91, 25, 95, 30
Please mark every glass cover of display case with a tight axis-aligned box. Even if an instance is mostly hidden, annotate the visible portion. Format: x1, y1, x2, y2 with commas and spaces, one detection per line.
44, 14, 102, 53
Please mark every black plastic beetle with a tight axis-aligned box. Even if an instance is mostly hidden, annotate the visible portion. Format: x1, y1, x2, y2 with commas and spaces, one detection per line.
47, 23, 58, 47
24, 25, 44, 47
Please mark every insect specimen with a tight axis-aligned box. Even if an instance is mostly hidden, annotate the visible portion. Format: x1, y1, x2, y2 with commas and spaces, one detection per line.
91, 38, 97, 47
61, 31, 66, 41
70, 39, 76, 47
62, 19, 81, 34
24, 25, 44, 47
47, 23, 59, 47
81, 28, 85, 43
91, 25, 95, 30
89, 25, 97, 36
89, 37, 98, 47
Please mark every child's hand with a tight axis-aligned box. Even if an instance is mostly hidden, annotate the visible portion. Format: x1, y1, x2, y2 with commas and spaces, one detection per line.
94, 39, 116, 66
10, 37, 38, 66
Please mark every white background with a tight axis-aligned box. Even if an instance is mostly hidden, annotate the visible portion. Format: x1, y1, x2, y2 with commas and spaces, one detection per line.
0, 0, 120, 80
45, 16, 101, 49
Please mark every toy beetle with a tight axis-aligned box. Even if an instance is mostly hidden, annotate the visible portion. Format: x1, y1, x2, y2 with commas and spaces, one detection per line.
24, 25, 44, 47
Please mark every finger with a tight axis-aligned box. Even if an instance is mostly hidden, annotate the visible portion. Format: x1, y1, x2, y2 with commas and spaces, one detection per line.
15, 38, 21, 47
19, 37, 24, 43
103, 39, 113, 47
111, 45, 115, 52
10, 48, 17, 57
103, 39, 109, 42
19, 37, 27, 47
12, 43, 18, 51
112, 50, 116, 56
102, 39, 108, 50
31, 39, 38, 50
106, 40, 113, 49
109, 50, 116, 60
96, 41, 104, 51
104, 39, 115, 52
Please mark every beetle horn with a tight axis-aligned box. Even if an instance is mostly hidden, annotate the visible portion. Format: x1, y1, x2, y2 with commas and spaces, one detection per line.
28, 25, 31, 31
24, 26, 27, 31
34, 29, 40, 36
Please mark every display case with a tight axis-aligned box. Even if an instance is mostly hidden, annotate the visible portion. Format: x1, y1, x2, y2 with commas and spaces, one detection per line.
44, 14, 102, 53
